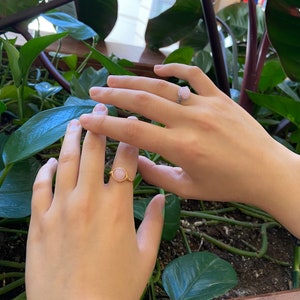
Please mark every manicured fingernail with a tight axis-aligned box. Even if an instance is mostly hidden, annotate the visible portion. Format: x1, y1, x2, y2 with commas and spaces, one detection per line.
128, 116, 138, 120
68, 119, 80, 130
93, 103, 107, 115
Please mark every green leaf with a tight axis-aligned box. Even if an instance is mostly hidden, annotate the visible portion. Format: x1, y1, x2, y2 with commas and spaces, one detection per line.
42, 12, 97, 41
145, 0, 202, 49
164, 47, 194, 65
70, 67, 109, 99
0, 101, 6, 116
0, 0, 38, 19
76, 0, 118, 40
193, 50, 213, 74
258, 60, 286, 92
247, 91, 300, 127
217, 3, 265, 41
34, 82, 62, 99
85, 43, 134, 75
2, 105, 94, 165
266, 0, 300, 81
19, 32, 68, 81
0, 157, 40, 218
1, 38, 21, 87
162, 252, 237, 300
134, 194, 181, 241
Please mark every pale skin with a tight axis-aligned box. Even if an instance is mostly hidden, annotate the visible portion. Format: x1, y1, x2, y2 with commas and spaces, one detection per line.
25, 104, 165, 300
79, 63, 300, 239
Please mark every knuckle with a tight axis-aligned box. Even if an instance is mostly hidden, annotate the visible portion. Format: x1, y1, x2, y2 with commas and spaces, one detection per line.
155, 79, 169, 91
123, 118, 139, 141
58, 150, 77, 165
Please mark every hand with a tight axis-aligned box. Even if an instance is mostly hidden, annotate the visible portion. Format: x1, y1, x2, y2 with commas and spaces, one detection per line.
26, 105, 165, 300
80, 63, 300, 238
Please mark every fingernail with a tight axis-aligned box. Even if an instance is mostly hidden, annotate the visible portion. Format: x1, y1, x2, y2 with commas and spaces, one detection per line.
47, 157, 57, 165
89, 87, 100, 97
68, 119, 81, 130
154, 64, 163, 70
93, 103, 107, 115
127, 116, 138, 120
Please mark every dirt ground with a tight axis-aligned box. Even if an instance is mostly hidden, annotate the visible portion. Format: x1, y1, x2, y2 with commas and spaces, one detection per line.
158, 200, 295, 299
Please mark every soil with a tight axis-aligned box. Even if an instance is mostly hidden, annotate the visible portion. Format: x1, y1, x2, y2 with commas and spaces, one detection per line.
0, 200, 295, 299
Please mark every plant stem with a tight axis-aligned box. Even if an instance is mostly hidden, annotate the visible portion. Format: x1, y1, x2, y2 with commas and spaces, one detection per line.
293, 242, 300, 289
0, 163, 13, 187
180, 226, 192, 254
181, 210, 274, 228
0, 260, 25, 269
239, 0, 258, 113
201, 0, 230, 96
0, 277, 25, 296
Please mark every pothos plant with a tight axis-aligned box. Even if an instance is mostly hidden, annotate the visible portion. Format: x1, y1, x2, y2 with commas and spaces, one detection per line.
0, 0, 300, 299
0, 8, 238, 300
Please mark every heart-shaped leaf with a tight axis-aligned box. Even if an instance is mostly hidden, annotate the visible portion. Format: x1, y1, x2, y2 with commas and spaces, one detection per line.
162, 252, 237, 300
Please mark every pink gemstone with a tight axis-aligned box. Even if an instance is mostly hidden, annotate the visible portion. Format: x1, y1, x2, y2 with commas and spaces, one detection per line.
113, 167, 126, 181
179, 86, 190, 100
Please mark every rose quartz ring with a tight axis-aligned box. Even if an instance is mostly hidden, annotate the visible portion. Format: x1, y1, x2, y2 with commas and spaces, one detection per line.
109, 167, 133, 183
177, 86, 191, 104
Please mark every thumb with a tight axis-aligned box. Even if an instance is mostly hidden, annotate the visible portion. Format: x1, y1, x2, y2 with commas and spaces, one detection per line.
136, 194, 165, 269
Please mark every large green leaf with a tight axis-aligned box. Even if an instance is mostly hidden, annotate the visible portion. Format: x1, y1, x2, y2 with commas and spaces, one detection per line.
162, 252, 237, 300
19, 32, 68, 82
248, 91, 300, 127
145, 0, 202, 49
266, 0, 300, 81
42, 12, 97, 41
2, 104, 94, 165
76, 0, 117, 40
134, 194, 181, 241
0, 157, 40, 218
217, 3, 265, 41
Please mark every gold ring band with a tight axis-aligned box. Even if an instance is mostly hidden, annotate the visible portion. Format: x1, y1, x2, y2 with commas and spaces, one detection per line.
109, 167, 134, 183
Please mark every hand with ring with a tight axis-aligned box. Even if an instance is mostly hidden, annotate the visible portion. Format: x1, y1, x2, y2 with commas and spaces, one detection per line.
25, 104, 165, 300
80, 63, 300, 239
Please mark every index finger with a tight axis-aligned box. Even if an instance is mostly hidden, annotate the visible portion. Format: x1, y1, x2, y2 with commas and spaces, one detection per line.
79, 114, 172, 159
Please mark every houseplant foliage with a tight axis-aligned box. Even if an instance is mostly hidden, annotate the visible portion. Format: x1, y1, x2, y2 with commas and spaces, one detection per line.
0, 0, 300, 299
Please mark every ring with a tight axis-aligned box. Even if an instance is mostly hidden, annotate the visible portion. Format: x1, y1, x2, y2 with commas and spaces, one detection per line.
109, 167, 134, 183
177, 86, 191, 104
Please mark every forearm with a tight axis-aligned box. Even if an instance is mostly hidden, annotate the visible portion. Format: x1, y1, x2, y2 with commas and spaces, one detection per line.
243, 140, 300, 239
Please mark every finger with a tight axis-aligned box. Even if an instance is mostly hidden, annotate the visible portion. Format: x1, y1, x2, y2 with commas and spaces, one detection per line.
137, 194, 165, 270
154, 63, 220, 97
107, 75, 197, 105
55, 119, 82, 196
80, 114, 173, 159
31, 158, 58, 216
77, 104, 107, 187
89, 86, 187, 126
109, 126, 139, 192
138, 156, 194, 199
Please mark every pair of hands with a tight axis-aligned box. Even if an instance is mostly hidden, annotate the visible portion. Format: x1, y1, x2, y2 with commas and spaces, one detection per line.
26, 106, 165, 299
26, 63, 300, 299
